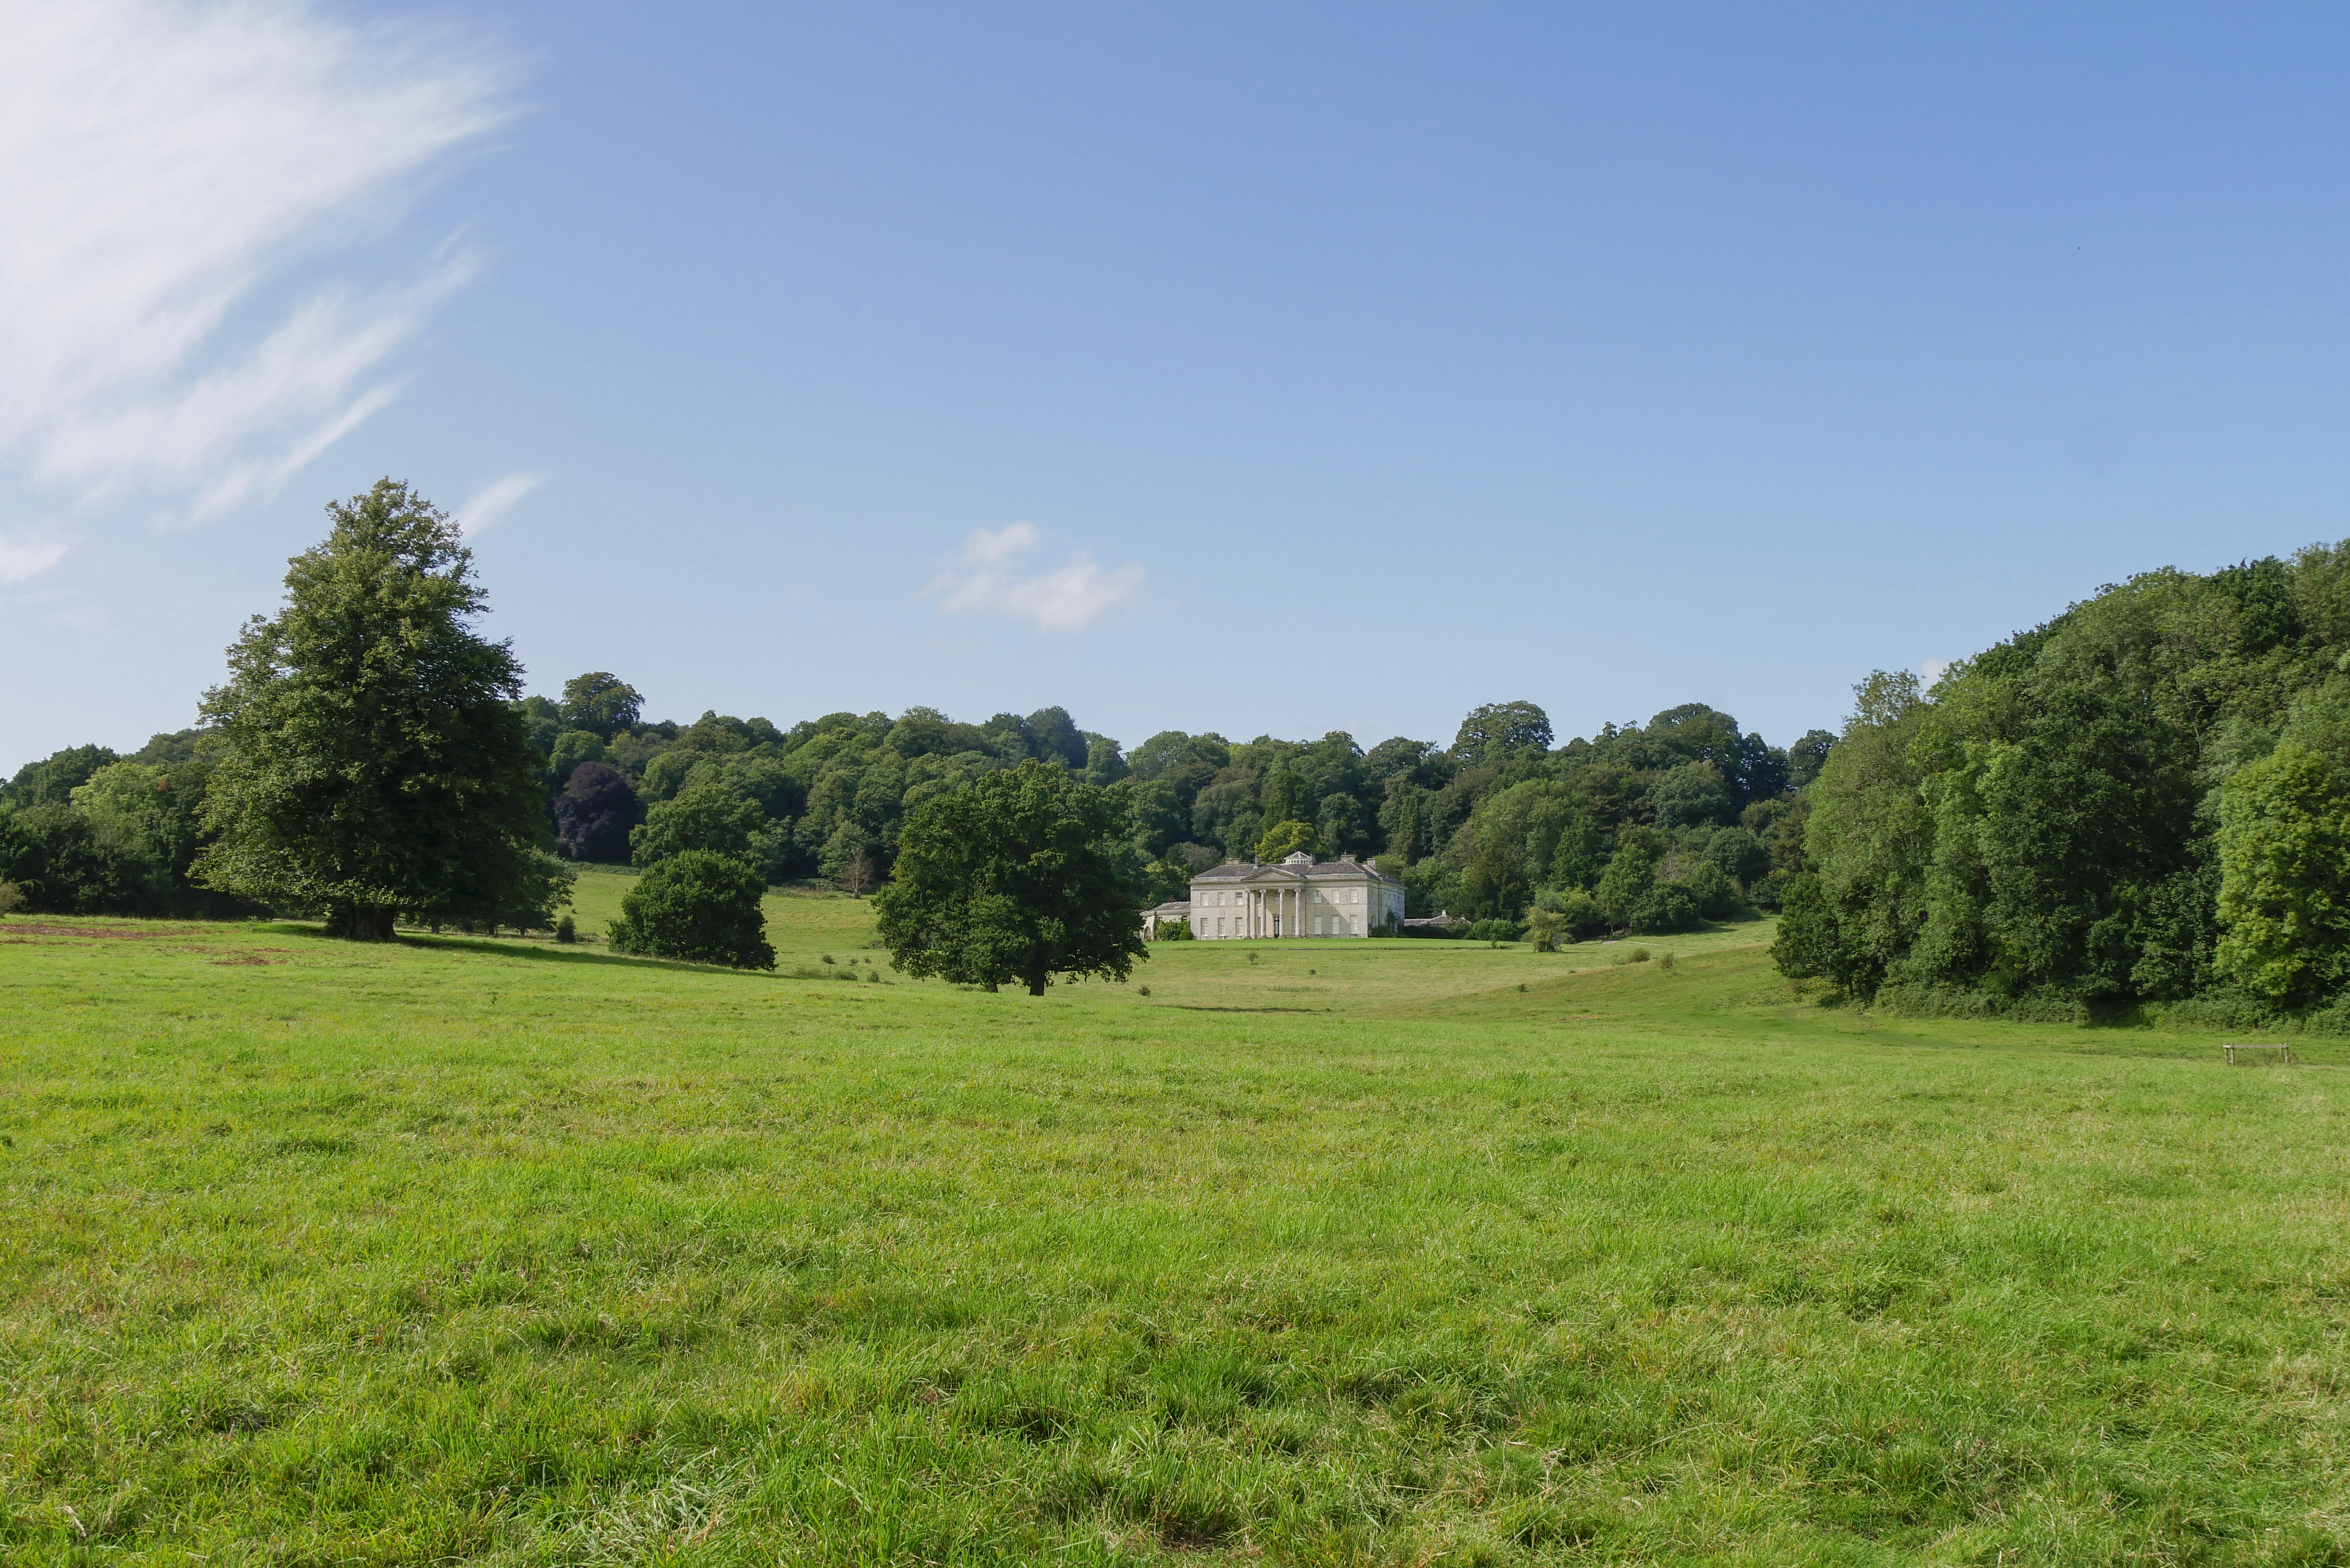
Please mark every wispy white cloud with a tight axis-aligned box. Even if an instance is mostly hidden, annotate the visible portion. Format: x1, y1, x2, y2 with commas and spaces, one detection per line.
0, 528, 70, 584
0, 0, 511, 523
1920, 658, 1954, 688
453, 471, 544, 536
930, 522, 1143, 633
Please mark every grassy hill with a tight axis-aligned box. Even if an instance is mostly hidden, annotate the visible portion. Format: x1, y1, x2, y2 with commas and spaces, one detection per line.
3, 900, 2345, 1563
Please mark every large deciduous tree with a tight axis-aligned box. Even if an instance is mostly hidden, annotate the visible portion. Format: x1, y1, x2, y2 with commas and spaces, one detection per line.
2214, 744, 2350, 1004
875, 760, 1147, 995
194, 480, 546, 939
559, 671, 644, 739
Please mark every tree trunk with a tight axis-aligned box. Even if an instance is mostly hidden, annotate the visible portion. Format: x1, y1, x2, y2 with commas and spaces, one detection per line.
327, 903, 397, 941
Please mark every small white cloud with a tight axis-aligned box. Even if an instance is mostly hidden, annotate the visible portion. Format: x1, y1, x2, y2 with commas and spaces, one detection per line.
930, 522, 1142, 633
963, 520, 1041, 564
453, 471, 544, 536
0, 527, 69, 584
1920, 658, 1954, 689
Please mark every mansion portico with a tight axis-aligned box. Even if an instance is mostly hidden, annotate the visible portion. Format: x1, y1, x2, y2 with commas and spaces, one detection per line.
1188, 851, 1406, 939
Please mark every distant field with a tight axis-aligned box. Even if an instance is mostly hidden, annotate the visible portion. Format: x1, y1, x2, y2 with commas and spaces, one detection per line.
4, 899, 2345, 1564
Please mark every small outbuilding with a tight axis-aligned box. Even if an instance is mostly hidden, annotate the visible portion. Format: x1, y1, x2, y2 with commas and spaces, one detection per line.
1140, 900, 1192, 940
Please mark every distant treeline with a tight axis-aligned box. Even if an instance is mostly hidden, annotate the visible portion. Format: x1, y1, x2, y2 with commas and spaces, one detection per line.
1777, 543, 2350, 1021
2, 675, 1834, 931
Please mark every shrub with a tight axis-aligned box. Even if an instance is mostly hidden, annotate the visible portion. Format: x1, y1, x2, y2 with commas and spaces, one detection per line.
1157, 918, 1194, 941
1674, 861, 1741, 920
606, 851, 776, 969
1542, 888, 1609, 940
0, 880, 22, 917
1628, 882, 1701, 934
1525, 909, 1566, 951
1595, 838, 1662, 926
1747, 869, 1795, 911
1466, 918, 1524, 944
1614, 946, 1651, 965
554, 914, 577, 944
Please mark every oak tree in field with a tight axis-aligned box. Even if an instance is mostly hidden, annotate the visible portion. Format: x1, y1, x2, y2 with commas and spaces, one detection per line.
606, 849, 775, 969
874, 760, 1147, 995
194, 480, 546, 940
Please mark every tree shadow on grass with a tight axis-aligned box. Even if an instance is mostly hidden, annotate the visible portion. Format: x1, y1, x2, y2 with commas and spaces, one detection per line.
249, 922, 796, 982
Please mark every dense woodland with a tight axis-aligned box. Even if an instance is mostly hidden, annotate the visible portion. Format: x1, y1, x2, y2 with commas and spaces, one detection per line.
34, 536, 2350, 1009
1, 673, 1832, 936
1777, 543, 2350, 1020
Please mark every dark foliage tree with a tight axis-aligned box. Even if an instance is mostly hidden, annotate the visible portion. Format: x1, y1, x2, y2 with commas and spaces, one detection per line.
1316, 790, 1368, 858
1259, 764, 1309, 830
1785, 729, 1837, 791
607, 850, 775, 969
553, 761, 640, 862
1024, 706, 1089, 771
874, 759, 1147, 996
194, 480, 546, 939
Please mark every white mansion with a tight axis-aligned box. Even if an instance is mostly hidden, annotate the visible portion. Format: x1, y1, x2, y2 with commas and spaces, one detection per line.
1178, 851, 1407, 940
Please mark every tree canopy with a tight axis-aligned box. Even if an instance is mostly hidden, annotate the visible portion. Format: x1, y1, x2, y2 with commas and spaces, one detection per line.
607, 850, 775, 970
191, 480, 547, 939
1774, 544, 2350, 1016
873, 760, 1147, 995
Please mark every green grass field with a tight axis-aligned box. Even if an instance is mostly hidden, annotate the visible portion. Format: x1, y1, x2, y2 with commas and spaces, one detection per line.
5, 892, 2346, 1565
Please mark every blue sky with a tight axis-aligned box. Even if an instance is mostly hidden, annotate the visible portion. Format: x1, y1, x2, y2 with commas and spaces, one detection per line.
7, 3, 2350, 775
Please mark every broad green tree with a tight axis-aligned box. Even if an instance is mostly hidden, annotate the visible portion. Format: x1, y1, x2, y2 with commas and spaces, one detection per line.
632, 782, 765, 867
1451, 701, 1553, 768
1594, 831, 1664, 927
607, 850, 775, 969
2214, 744, 2350, 1004
548, 730, 607, 781
559, 672, 644, 739
1254, 818, 1320, 863
194, 481, 545, 939
875, 760, 1147, 996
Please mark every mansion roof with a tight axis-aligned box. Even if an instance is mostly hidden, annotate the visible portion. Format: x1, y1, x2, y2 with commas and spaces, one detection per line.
1192, 853, 1403, 888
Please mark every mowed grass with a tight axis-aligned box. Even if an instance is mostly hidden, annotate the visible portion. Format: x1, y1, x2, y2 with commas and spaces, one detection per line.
4, 902, 2347, 1565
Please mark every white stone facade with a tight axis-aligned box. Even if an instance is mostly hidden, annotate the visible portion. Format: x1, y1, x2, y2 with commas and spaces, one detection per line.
1188, 852, 1406, 939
